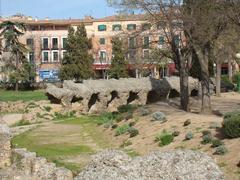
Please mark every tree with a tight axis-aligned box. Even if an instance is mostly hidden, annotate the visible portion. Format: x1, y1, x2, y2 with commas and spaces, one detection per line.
60, 24, 94, 81
0, 21, 27, 91
107, 0, 191, 112
183, 0, 227, 113
109, 37, 128, 79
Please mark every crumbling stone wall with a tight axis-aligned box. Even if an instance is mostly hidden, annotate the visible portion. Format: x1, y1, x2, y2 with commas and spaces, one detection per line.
0, 123, 11, 168
0, 123, 73, 180
46, 77, 199, 114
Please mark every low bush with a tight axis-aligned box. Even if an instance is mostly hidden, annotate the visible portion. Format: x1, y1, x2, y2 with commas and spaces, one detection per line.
123, 112, 133, 120
120, 140, 132, 148
96, 112, 120, 125
152, 112, 167, 123
155, 131, 174, 146
211, 139, 224, 148
54, 111, 76, 120
201, 134, 213, 144
111, 124, 118, 129
129, 121, 136, 127
115, 124, 130, 136
128, 127, 139, 138
13, 120, 31, 127
202, 130, 211, 136
183, 119, 191, 126
215, 145, 228, 155
223, 111, 240, 138
172, 131, 180, 137
139, 107, 150, 116
117, 104, 137, 113
43, 106, 52, 112
185, 132, 194, 140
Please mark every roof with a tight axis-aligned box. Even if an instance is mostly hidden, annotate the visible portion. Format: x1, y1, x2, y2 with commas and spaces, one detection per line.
0, 14, 148, 26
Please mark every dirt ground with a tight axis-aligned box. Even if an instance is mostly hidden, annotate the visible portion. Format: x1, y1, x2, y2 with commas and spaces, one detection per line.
107, 92, 240, 180
7, 92, 240, 179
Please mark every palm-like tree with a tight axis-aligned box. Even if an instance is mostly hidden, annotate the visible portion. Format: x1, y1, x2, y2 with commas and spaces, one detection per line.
0, 21, 27, 91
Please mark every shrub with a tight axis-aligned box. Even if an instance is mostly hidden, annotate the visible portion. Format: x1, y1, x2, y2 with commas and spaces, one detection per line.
128, 127, 139, 138
155, 131, 174, 146
211, 139, 224, 148
111, 124, 118, 129
185, 132, 194, 140
129, 121, 136, 127
152, 112, 167, 123
117, 104, 137, 113
172, 131, 180, 137
139, 107, 150, 116
202, 130, 211, 136
97, 112, 119, 125
223, 111, 240, 138
120, 140, 132, 148
201, 134, 213, 144
115, 124, 130, 136
183, 119, 191, 126
233, 72, 240, 84
13, 120, 31, 127
215, 145, 228, 155
43, 106, 52, 112
124, 112, 133, 120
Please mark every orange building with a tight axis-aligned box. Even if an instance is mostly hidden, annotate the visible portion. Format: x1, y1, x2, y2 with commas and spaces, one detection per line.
0, 14, 177, 82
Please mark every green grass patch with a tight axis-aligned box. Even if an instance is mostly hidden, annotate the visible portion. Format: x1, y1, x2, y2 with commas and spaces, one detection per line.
0, 90, 47, 102
115, 124, 130, 136
11, 120, 31, 127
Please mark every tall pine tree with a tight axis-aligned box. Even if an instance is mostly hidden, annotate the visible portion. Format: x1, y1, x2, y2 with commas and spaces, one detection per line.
109, 37, 128, 79
60, 24, 94, 81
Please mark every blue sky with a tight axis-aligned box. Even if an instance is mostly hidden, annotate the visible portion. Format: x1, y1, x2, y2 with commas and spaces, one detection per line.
2, 0, 118, 19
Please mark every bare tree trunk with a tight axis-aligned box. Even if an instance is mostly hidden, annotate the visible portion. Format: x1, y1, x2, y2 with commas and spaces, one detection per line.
228, 58, 233, 82
216, 62, 221, 97
195, 47, 212, 113
15, 51, 19, 92
179, 58, 189, 111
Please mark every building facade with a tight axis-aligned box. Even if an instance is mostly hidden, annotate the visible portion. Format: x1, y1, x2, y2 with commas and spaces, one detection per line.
0, 14, 177, 82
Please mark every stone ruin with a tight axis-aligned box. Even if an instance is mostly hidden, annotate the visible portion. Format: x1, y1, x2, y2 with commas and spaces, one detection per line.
46, 77, 199, 114
0, 124, 224, 180
0, 123, 73, 180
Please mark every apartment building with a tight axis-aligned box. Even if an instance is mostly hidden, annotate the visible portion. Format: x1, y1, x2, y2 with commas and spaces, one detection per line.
0, 14, 177, 82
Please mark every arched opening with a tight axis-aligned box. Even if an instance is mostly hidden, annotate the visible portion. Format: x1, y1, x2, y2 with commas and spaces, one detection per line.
127, 91, 139, 104
88, 93, 100, 110
147, 90, 161, 104
71, 96, 83, 103
46, 93, 61, 104
107, 91, 119, 106
168, 89, 180, 98
190, 89, 198, 97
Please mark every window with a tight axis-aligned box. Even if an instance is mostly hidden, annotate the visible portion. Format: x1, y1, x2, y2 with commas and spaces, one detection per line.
127, 24, 136, 30
157, 21, 167, 29
99, 50, 107, 61
28, 52, 34, 64
52, 38, 58, 49
52, 51, 59, 62
159, 36, 165, 45
129, 37, 135, 49
99, 38, 105, 45
112, 24, 122, 31
143, 36, 150, 48
128, 49, 136, 60
26, 38, 34, 48
42, 51, 49, 62
42, 38, 49, 49
174, 35, 180, 47
98, 25, 107, 31
142, 23, 151, 31
143, 49, 150, 59
61, 50, 67, 60
62, 38, 67, 49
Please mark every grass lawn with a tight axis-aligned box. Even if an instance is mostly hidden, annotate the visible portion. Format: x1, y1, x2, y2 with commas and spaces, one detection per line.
11, 116, 115, 175
0, 90, 48, 102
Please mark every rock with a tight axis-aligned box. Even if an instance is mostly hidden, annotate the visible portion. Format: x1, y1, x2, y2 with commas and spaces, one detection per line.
152, 111, 167, 122
184, 119, 191, 126
46, 77, 199, 114
75, 150, 224, 180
